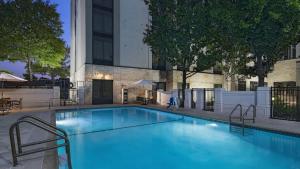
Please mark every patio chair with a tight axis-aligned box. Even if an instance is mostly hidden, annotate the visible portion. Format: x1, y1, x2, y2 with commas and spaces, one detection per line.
167, 97, 176, 109
11, 98, 22, 109
0, 98, 11, 114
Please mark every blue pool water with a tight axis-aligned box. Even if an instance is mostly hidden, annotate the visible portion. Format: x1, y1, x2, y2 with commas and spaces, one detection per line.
56, 107, 300, 169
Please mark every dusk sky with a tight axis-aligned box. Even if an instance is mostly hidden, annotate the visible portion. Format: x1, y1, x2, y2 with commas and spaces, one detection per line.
0, 0, 71, 77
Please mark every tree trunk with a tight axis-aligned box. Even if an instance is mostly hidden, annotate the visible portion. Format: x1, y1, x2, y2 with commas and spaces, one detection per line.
26, 57, 33, 81
181, 70, 187, 108
256, 55, 265, 87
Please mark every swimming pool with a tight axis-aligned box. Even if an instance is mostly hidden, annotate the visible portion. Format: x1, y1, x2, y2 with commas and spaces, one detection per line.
56, 107, 300, 169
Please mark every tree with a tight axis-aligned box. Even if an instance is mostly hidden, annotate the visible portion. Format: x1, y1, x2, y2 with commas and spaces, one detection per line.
0, 70, 12, 74
207, 1, 251, 90
144, 0, 220, 107
32, 47, 70, 84
211, 0, 300, 86
0, 0, 65, 81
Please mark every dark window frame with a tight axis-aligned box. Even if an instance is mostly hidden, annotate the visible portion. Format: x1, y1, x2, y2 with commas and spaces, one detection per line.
152, 53, 166, 70
92, 0, 114, 66
177, 82, 190, 89
238, 80, 246, 91
153, 82, 166, 91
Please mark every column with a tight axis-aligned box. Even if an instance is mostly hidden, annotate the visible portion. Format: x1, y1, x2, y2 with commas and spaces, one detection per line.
214, 88, 224, 114
184, 89, 192, 109
256, 87, 271, 119
194, 88, 204, 111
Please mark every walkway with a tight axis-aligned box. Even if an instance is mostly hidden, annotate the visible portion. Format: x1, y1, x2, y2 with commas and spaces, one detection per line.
0, 111, 57, 169
146, 104, 300, 137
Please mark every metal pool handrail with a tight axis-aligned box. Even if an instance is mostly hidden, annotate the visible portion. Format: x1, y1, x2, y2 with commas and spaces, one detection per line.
241, 104, 256, 135
229, 104, 243, 122
9, 115, 72, 169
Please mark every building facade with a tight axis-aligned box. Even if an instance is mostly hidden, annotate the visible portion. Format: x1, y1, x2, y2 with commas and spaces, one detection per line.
70, 0, 300, 104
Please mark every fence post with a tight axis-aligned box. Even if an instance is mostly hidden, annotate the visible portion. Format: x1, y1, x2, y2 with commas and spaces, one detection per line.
184, 89, 192, 109
52, 86, 60, 107
156, 90, 162, 105
214, 88, 224, 114
256, 87, 271, 119
193, 89, 204, 111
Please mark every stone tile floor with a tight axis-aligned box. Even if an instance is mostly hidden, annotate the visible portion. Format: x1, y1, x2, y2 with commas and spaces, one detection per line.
0, 110, 56, 169
0, 104, 300, 169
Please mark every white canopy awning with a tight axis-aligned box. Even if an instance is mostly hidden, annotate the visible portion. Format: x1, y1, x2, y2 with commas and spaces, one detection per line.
0, 72, 27, 98
0, 72, 27, 82
129, 80, 153, 89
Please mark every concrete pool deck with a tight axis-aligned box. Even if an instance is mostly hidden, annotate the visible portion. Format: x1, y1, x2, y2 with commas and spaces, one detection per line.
0, 110, 57, 169
0, 104, 300, 169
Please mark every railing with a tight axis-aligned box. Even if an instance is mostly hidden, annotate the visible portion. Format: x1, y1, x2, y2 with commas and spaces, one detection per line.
270, 87, 300, 121
241, 104, 256, 135
9, 115, 72, 169
229, 104, 242, 132
229, 104, 256, 136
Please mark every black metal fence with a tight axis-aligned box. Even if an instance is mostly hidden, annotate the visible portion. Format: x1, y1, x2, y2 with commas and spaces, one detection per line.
271, 87, 300, 121
204, 88, 214, 111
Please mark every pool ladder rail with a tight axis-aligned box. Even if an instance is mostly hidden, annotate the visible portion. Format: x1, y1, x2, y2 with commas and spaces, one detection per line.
9, 115, 73, 169
229, 104, 256, 136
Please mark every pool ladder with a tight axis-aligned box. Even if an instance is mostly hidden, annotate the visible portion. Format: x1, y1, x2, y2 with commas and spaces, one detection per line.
9, 115, 72, 169
229, 104, 256, 136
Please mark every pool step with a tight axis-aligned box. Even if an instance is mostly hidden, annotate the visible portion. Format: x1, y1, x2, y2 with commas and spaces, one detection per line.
229, 121, 254, 136
230, 125, 253, 136
229, 104, 256, 136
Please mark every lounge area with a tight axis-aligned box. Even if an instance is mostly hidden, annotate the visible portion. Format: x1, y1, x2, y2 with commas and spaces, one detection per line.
0, 98, 22, 114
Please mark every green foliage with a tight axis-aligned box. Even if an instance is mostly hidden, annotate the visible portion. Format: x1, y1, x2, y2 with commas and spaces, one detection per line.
144, 0, 221, 107
0, 0, 65, 81
31, 47, 70, 82
0, 70, 12, 74
272, 96, 299, 120
210, 0, 300, 86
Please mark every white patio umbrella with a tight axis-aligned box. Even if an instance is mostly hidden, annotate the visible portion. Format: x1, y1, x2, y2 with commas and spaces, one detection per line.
0, 72, 27, 98
130, 80, 154, 89
129, 80, 154, 102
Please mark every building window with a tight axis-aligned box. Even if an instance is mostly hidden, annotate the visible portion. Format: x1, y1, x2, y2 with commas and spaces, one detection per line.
274, 81, 296, 87
92, 0, 113, 66
214, 84, 222, 88
152, 54, 166, 70
282, 44, 298, 60
153, 82, 166, 91
250, 81, 268, 91
238, 80, 246, 91
93, 37, 113, 65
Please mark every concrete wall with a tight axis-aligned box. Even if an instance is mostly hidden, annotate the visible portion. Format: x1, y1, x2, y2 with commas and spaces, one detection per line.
0, 87, 60, 108
214, 88, 256, 115
156, 87, 270, 118
266, 58, 300, 86
168, 70, 224, 89
70, 0, 88, 83
157, 90, 172, 106
70, 0, 153, 85
82, 64, 160, 104
119, 0, 152, 68
228, 58, 300, 90
214, 87, 270, 118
